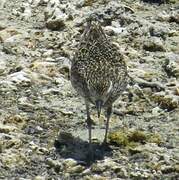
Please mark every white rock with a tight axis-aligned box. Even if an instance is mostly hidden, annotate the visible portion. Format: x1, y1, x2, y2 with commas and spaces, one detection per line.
46, 158, 62, 170
63, 158, 78, 167
152, 107, 163, 116
44, 0, 69, 30
18, 97, 28, 104
34, 176, 46, 180
66, 165, 84, 173
28, 0, 33, 3
105, 21, 126, 35
8, 71, 31, 85
0, 80, 17, 91
0, 58, 6, 74
31, 61, 58, 77
42, 49, 53, 57
0, 0, 6, 8
35, 126, 43, 132
0, 28, 20, 43
157, 11, 170, 22
21, 3, 32, 20
165, 53, 179, 78
0, 123, 17, 133
57, 56, 71, 71
105, 26, 126, 35
143, 37, 166, 52
45, 57, 55, 62
28, 0, 41, 7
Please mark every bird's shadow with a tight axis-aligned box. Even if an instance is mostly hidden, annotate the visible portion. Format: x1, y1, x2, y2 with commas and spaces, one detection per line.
54, 131, 112, 166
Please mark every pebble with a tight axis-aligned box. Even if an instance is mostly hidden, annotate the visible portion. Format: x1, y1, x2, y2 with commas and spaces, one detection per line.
170, 12, 179, 24
66, 165, 85, 174
0, 28, 19, 43
28, 0, 44, 7
0, 0, 178, 179
46, 18, 66, 31
0, 22, 6, 31
34, 176, 46, 180
164, 53, 179, 78
46, 158, 62, 170
2, 137, 22, 150
143, 37, 166, 52
152, 107, 163, 116
157, 12, 171, 22
149, 25, 170, 39
104, 26, 126, 36
0, 0, 6, 8
20, 3, 32, 20
42, 49, 53, 57
31, 61, 58, 77
7, 71, 31, 86
0, 123, 17, 133
45, 2, 67, 30
63, 158, 78, 167
0, 59, 6, 75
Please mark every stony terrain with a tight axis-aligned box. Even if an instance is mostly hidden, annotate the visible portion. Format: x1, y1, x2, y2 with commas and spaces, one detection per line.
0, 0, 179, 179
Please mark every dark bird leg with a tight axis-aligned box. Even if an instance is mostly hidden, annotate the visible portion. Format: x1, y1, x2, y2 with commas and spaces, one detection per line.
85, 101, 93, 145
95, 100, 103, 118
103, 106, 112, 144
85, 101, 95, 161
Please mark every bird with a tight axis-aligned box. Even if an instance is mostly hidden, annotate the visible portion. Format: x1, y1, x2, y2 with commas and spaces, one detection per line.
70, 17, 128, 146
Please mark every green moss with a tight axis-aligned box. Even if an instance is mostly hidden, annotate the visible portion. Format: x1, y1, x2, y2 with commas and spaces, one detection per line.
147, 133, 163, 145
108, 131, 129, 146
152, 94, 178, 110
147, 162, 162, 171
83, 0, 95, 6
127, 142, 140, 148
174, 164, 179, 173
128, 130, 147, 143
108, 129, 163, 148
83, 0, 108, 6
108, 129, 148, 146
169, 0, 177, 3
127, 142, 141, 154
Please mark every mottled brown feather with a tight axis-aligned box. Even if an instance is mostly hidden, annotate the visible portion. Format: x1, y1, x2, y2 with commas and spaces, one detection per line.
71, 21, 128, 107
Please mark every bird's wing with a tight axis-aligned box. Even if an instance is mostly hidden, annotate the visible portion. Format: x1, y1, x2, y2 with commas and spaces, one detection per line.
70, 59, 91, 100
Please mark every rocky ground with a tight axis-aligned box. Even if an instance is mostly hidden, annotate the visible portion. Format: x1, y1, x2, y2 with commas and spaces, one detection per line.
0, 0, 179, 179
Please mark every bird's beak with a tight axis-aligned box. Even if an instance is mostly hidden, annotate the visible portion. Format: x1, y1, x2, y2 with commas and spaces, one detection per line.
95, 100, 103, 118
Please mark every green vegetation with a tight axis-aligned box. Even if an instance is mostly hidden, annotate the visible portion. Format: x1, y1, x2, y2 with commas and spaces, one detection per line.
108, 129, 163, 148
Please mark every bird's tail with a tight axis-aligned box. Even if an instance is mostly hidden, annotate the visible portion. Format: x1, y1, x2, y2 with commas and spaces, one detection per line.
95, 100, 103, 118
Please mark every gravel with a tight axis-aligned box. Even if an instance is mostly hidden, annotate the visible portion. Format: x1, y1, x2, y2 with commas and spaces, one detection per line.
0, 0, 179, 179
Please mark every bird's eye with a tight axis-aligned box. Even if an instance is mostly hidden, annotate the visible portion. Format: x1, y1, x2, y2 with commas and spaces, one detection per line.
81, 48, 86, 53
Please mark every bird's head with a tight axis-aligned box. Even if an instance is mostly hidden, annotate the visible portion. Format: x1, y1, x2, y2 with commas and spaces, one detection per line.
82, 15, 106, 42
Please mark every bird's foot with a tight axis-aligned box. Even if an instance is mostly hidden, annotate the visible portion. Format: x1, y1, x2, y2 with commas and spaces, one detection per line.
86, 117, 96, 126
102, 138, 108, 146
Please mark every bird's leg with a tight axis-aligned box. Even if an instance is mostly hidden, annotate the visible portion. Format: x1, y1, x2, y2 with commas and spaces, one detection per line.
103, 105, 112, 144
85, 101, 93, 144
85, 101, 95, 161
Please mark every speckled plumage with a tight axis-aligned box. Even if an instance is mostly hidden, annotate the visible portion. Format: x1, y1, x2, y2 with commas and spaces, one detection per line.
71, 20, 128, 144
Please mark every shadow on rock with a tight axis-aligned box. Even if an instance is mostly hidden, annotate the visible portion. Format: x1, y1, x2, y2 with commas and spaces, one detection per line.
141, 0, 169, 4
54, 131, 112, 166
